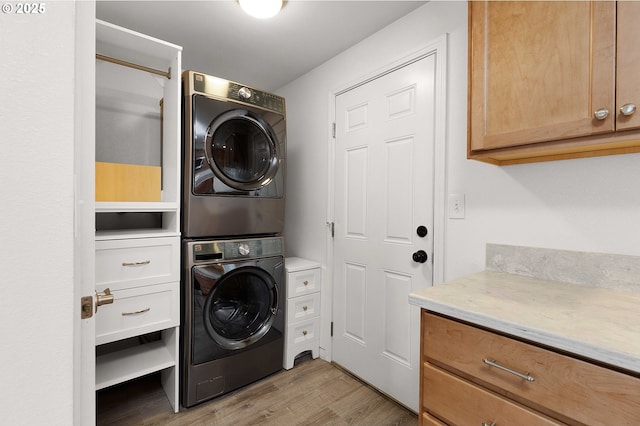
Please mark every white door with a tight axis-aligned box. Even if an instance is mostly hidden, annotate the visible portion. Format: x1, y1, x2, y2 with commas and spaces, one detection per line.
332, 53, 436, 412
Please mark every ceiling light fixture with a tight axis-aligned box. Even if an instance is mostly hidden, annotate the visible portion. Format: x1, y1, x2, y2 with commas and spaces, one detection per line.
238, 0, 285, 19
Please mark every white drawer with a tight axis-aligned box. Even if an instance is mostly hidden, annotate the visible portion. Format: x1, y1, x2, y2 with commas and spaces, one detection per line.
95, 237, 179, 291
286, 292, 321, 325
286, 317, 320, 348
95, 281, 179, 345
286, 267, 321, 297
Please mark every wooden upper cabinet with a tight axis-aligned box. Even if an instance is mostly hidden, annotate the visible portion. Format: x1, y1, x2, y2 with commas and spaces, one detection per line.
616, 1, 640, 132
468, 1, 640, 165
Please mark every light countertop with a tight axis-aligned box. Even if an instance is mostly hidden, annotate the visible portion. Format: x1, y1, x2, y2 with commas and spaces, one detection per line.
409, 270, 640, 374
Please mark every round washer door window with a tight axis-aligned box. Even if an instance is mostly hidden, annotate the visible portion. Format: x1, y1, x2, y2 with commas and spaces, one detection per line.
204, 109, 279, 191
202, 266, 278, 350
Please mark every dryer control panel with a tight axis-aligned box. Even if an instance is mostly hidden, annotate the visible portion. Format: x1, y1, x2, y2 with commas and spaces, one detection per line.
190, 71, 285, 114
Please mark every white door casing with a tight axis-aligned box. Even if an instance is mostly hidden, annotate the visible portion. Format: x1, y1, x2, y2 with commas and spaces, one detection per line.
330, 37, 447, 412
74, 1, 96, 424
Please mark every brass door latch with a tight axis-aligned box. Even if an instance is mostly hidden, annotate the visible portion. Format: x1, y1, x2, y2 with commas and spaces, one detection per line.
80, 288, 114, 319
95, 288, 114, 313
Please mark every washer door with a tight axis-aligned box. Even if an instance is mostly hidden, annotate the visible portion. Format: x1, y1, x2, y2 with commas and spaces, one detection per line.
204, 109, 280, 191
200, 265, 278, 350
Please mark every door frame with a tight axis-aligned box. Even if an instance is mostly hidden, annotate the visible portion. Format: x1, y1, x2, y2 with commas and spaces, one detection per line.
325, 35, 448, 361
73, 1, 96, 424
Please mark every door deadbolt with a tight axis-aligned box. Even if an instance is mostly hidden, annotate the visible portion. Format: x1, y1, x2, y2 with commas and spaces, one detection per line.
416, 226, 428, 238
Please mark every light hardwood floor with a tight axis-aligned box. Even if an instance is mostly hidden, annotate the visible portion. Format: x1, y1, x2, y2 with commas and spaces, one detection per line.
97, 355, 419, 425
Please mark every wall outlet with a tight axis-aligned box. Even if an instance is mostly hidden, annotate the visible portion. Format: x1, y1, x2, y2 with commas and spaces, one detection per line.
448, 193, 465, 219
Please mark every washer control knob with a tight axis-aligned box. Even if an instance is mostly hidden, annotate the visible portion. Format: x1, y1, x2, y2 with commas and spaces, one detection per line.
238, 87, 252, 100
238, 243, 250, 256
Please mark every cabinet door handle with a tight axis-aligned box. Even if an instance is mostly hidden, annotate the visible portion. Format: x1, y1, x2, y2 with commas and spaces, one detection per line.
122, 260, 151, 266
482, 358, 535, 382
620, 103, 637, 116
594, 108, 609, 120
121, 307, 150, 316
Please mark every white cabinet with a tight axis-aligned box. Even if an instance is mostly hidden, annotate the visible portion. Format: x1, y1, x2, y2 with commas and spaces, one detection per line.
94, 20, 181, 413
284, 257, 321, 369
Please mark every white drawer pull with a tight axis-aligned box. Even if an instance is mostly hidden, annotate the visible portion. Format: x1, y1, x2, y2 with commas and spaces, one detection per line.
121, 307, 151, 316
482, 358, 535, 382
122, 260, 151, 266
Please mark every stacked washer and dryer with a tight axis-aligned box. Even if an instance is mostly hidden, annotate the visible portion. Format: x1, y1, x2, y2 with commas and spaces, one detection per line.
180, 71, 286, 408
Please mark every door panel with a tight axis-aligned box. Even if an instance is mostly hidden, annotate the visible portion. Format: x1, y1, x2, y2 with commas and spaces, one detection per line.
383, 271, 412, 365
344, 262, 366, 343
333, 53, 436, 412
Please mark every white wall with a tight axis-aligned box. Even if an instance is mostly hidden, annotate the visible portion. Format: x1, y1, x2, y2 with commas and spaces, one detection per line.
0, 2, 77, 424
281, 0, 640, 285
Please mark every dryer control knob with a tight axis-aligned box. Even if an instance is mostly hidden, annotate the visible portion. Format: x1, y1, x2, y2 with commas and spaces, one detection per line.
238, 243, 250, 256
238, 87, 252, 100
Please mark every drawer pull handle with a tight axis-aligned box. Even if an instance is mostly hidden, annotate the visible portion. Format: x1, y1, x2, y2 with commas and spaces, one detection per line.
482, 358, 535, 382
302, 330, 308, 336
122, 260, 151, 266
303, 280, 309, 286
482, 423, 496, 426
121, 307, 151, 316
303, 306, 308, 311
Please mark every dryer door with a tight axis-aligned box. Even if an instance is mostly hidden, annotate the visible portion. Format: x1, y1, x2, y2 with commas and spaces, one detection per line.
198, 265, 278, 350
204, 109, 280, 191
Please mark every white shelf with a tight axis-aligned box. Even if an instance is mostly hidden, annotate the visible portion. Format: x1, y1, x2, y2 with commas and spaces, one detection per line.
95, 229, 180, 241
96, 201, 178, 213
96, 339, 175, 391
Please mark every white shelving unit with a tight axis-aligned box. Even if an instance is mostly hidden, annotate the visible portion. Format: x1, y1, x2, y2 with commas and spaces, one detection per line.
94, 19, 182, 413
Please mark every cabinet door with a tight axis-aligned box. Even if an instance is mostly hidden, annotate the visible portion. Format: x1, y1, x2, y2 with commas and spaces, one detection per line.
616, 1, 640, 132
469, 1, 616, 151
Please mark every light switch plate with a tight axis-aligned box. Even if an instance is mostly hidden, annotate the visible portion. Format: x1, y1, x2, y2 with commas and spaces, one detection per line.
448, 193, 465, 219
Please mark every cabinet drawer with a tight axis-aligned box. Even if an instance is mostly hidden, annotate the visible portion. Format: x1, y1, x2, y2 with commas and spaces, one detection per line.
423, 312, 640, 425
286, 267, 321, 297
423, 363, 560, 426
96, 237, 179, 291
286, 317, 320, 348
286, 292, 321, 325
421, 413, 446, 426
96, 282, 179, 345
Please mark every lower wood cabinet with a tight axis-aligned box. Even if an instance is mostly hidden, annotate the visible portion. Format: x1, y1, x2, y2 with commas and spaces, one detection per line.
420, 311, 640, 426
